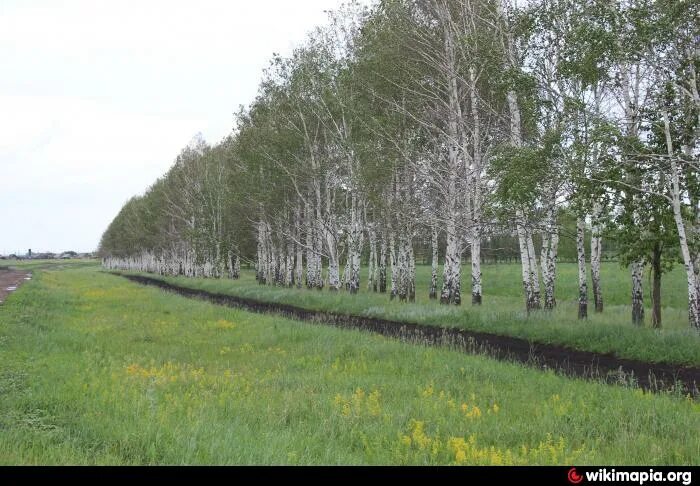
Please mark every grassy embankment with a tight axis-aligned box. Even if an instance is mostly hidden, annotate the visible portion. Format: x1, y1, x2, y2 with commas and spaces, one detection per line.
128, 262, 700, 366
0, 265, 698, 464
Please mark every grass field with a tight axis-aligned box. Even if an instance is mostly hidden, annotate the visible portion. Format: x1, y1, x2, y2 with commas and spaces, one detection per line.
0, 264, 698, 465
128, 262, 700, 367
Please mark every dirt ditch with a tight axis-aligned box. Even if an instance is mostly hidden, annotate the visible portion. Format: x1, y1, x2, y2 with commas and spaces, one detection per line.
114, 272, 700, 396
0, 269, 32, 304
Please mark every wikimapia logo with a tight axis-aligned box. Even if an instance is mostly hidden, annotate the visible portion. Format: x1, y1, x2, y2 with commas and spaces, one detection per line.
567, 467, 693, 485
568, 467, 584, 484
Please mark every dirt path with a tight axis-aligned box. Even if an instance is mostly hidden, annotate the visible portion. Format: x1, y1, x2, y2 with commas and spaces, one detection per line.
113, 272, 700, 396
0, 268, 32, 304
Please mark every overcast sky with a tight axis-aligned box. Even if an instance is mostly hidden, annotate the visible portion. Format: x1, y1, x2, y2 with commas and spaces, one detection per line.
0, 0, 354, 254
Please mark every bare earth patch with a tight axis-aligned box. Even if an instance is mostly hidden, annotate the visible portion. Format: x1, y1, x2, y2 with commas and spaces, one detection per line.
0, 269, 31, 304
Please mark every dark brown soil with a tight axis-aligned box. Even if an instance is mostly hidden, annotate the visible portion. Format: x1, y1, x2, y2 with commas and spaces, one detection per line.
114, 272, 700, 396
0, 269, 31, 304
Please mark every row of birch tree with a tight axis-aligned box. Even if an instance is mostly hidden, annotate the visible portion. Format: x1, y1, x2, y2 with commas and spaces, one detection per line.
100, 0, 700, 330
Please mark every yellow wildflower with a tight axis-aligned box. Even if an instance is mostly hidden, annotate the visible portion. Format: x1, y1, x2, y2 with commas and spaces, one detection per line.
126, 363, 141, 375
214, 319, 236, 329
409, 420, 432, 450
367, 390, 381, 416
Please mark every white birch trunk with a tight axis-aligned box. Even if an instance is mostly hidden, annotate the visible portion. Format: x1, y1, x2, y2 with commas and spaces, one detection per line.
408, 239, 416, 302
256, 220, 266, 284
368, 226, 378, 292
576, 216, 588, 319
516, 210, 541, 312
314, 202, 324, 290
430, 224, 438, 300
437, 4, 462, 306
379, 232, 387, 293
285, 241, 294, 287
348, 194, 363, 294
342, 249, 350, 291
328, 256, 340, 292
540, 199, 558, 310
325, 229, 340, 291
507, 83, 540, 312
295, 242, 303, 289
469, 66, 483, 306
663, 107, 700, 330
397, 234, 407, 301
440, 214, 461, 305
277, 248, 285, 286
590, 202, 604, 313
471, 238, 482, 305
305, 202, 316, 289
631, 261, 645, 326
389, 230, 397, 300
295, 206, 303, 288
526, 221, 540, 303
395, 229, 415, 303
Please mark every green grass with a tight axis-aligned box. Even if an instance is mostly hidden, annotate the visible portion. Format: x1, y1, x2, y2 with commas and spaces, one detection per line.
127, 263, 700, 367
0, 265, 698, 465
3, 258, 98, 272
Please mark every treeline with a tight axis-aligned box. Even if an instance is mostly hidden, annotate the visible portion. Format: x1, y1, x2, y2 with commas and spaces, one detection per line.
100, 0, 699, 329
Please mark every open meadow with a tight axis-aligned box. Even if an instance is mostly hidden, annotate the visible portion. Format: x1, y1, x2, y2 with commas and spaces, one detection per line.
0, 262, 698, 465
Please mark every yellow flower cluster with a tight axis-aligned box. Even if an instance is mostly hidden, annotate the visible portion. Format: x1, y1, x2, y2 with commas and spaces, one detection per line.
549, 394, 573, 416
330, 356, 369, 373
419, 384, 497, 420
399, 420, 578, 465
266, 346, 287, 356
333, 388, 382, 418
125, 362, 206, 385
400, 419, 441, 457
83, 289, 107, 298
239, 343, 254, 353
214, 319, 237, 330
460, 403, 482, 419
447, 435, 514, 465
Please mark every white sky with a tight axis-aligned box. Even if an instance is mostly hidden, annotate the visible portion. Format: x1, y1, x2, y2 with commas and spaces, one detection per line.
0, 0, 352, 254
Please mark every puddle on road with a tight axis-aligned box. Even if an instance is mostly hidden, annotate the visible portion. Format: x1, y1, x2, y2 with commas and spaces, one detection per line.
6, 286, 17, 291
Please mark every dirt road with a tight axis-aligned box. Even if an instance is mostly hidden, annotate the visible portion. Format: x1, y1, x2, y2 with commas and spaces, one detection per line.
0, 268, 31, 304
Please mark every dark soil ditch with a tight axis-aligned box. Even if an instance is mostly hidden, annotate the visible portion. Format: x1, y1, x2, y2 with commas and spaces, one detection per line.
113, 272, 700, 397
